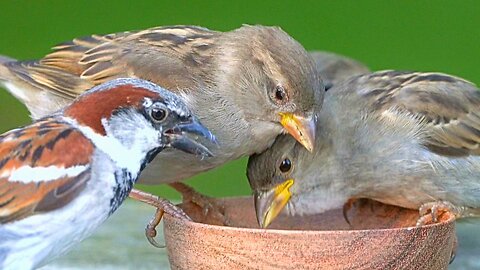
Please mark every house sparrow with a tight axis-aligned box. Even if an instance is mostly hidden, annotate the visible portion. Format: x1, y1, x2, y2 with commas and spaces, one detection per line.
247, 70, 480, 228
0, 78, 215, 269
309, 51, 370, 90
0, 25, 322, 187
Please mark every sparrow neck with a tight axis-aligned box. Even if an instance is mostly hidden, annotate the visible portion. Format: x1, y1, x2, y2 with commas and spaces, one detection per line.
305, 93, 362, 198
62, 116, 145, 178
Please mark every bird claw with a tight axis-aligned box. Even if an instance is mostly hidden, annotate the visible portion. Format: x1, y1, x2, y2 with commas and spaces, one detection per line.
129, 188, 192, 248
145, 208, 165, 248
449, 247, 457, 265
169, 182, 231, 226
446, 227, 459, 264
342, 198, 357, 226
416, 201, 460, 226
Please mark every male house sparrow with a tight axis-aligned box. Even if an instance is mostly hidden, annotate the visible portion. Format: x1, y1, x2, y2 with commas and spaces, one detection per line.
247, 70, 480, 228
0, 78, 215, 269
0, 25, 322, 187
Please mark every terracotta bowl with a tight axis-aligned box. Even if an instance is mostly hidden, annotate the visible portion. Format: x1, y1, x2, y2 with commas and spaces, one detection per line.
163, 197, 456, 270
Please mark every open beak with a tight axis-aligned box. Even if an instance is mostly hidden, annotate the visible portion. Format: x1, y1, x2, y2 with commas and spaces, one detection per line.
254, 179, 294, 228
165, 117, 217, 157
279, 113, 316, 152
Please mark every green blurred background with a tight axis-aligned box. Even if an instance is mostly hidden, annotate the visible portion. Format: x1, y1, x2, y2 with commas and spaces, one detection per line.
0, 1, 478, 200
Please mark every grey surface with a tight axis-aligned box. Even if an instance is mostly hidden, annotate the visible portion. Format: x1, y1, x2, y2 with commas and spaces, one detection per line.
43, 201, 170, 270
42, 201, 479, 270
454, 221, 480, 270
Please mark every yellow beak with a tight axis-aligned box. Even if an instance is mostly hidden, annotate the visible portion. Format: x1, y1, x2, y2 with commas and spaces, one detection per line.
254, 179, 294, 228
279, 113, 316, 152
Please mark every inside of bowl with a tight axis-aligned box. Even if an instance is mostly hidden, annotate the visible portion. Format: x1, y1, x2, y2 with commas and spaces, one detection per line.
177, 197, 453, 231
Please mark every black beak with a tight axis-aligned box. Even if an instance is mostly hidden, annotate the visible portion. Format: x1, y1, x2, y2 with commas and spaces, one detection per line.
165, 117, 216, 157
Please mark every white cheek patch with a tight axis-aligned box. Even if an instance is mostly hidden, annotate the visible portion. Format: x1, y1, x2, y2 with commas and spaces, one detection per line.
2, 165, 89, 183
62, 116, 144, 175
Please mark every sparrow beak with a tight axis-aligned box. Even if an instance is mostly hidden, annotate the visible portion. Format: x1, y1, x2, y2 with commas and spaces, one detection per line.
254, 179, 294, 228
165, 117, 217, 157
279, 113, 315, 152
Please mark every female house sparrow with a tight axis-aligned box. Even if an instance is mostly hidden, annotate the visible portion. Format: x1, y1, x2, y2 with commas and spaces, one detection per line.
308, 51, 370, 90
247, 70, 480, 228
0, 78, 215, 269
0, 25, 322, 186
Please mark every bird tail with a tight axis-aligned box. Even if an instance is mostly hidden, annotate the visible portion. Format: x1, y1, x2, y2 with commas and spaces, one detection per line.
0, 55, 16, 81
0, 55, 14, 63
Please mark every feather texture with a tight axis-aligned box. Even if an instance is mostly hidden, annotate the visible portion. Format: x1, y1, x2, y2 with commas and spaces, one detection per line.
0, 119, 93, 223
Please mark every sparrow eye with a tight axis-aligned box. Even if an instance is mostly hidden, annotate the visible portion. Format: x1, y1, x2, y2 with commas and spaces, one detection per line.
279, 158, 292, 173
270, 84, 288, 105
150, 107, 168, 122
275, 84, 287, 101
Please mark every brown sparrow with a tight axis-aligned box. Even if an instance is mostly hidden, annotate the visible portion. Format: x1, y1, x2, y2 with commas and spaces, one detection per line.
308, 51, 370, 90
0, 25, 322, 186
0, 78, 215, 269
247, 70, 480, 228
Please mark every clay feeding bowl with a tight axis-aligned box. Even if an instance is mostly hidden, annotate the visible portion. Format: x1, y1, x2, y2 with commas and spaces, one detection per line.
163, 197, 456, 270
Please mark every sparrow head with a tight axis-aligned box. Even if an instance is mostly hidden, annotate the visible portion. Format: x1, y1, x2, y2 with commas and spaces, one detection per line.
221, 25, 324, 152
64, 78, 216, 162
247, 134, 316, 228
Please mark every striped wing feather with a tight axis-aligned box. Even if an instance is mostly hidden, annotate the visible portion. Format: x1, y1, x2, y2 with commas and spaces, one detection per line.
0, 119, 93, 223
356, 71, 480, 156
4, 25, 218, 99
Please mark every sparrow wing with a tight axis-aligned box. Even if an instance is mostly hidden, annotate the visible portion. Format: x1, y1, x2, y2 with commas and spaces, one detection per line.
2, 25, 218, 99
0, 118, 94, 223
355, 71, 480, 156
309, 51, 370, 90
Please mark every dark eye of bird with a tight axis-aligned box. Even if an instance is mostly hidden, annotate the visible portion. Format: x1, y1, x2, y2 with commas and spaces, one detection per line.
150, 107, 168, 122
279, 158, 292, 173
275, 85, 286, 101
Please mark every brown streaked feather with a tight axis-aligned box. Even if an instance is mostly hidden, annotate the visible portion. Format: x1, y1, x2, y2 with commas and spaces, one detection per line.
0, 119, 93, 168
0, 119, 93, 223
355, 71, 480, 156
5, 25, 219, 99
5, 61, 93, 98
34, 169, 90, 213
0, 170, 90, 224
42, 35, 114, 74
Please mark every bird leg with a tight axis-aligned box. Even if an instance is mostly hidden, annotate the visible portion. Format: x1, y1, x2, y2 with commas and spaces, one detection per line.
169, 182, 231, 226
416, 201, 463, 226
129, 188, 191, 248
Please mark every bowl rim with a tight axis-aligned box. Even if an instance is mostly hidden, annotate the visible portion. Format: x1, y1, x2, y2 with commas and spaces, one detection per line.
164, 196, 456, 235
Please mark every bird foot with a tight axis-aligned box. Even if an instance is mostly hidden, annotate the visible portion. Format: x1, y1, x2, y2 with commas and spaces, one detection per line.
450, 233, 458, 265
129, 188, 191, 248
416, 201, 459, 264
416, 201, 460, 226
169, 182, 231, 226
342, 198, 357, 226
